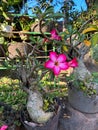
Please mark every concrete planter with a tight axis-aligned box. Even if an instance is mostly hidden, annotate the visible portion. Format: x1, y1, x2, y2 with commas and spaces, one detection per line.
68, 86, 98, 113
20, 107, 60, 130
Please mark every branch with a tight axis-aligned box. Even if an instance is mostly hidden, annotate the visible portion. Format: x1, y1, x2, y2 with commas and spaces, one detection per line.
39, 19, 52, 41
0, 45, 6, 57
78, 16, 95, 33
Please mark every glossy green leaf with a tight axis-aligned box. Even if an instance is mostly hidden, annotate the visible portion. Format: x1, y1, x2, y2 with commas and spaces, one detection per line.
91, 33, 98, 46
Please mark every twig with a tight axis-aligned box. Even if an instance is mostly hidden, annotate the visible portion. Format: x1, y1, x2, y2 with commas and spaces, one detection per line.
39, 19, 52, 41
78, 16, 95, 33
0, 45, 6, 57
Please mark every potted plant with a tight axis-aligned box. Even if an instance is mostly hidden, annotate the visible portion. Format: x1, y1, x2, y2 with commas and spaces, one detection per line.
1, 1, 98, 130
7, 28, 78, 130
13, 24, 84, 130
65, 19, 98, 113
39, 5, 98, 115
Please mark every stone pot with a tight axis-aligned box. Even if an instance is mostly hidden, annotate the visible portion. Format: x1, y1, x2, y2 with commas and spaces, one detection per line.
20, 107, 60, 130
68, 86, 98, 114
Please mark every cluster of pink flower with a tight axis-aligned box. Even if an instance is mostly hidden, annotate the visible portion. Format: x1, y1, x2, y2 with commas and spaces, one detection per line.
44, 51, 78, 76
43, 29, 78, 75
0, 125, 8, 130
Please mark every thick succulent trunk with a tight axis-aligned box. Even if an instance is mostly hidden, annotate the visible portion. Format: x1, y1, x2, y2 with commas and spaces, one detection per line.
26, 90, 53, 124
19, 67, 53, 124
74, 59, 92, 81
74, 59, 98, 93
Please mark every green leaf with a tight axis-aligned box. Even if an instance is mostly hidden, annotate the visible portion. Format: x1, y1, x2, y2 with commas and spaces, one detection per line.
0, 66, 12, 70
25, 31, 50, 35
67, 25, 73, 35
44, 6, 54, 15
50, 13, 64, 19
91, 33, 98, 46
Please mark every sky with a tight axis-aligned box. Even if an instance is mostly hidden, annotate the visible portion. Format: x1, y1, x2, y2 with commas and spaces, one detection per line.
73, 0, 87, 12
51, 0, 87, 12
21, 0, 87, 15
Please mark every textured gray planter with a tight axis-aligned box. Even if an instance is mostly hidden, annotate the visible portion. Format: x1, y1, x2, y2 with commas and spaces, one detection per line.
68, 87, 98, 113
21, 107, 60, 130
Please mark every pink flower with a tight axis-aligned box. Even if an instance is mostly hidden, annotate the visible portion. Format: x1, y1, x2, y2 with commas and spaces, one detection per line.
0, 125, 8, 130
44, 52, 69, 75
68, 58, 78, 68
43, 29, 62, 44
50, 29, 62, 41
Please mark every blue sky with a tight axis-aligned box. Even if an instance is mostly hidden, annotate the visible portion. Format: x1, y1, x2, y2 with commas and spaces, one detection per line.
51, 0, 87, 12
73, 0, 87, 12
21, 0, 87, 15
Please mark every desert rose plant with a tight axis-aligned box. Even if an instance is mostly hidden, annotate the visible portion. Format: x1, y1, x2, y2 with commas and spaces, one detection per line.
1, 27, 75, 125
2, 2, 98, 126
14, 28, 78, 124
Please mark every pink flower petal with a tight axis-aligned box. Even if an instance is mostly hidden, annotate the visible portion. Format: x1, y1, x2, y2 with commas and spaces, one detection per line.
44, 60, 54, 69
50, 29, 62, 41
51, 34, 57, 40
44, 51, 76, 76
57, 54, 67, 62
59, 62, 69, 70
53, 66, 61, 75
49, 52, 57, 62
50, 29, 57, 35
68, 58, 78, 67
0, 125, 8, 130
56, 36, 62, 40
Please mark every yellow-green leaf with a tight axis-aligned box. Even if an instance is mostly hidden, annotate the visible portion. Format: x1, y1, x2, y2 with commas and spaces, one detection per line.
62, 45, 68, 52
82, 27, 98, 34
